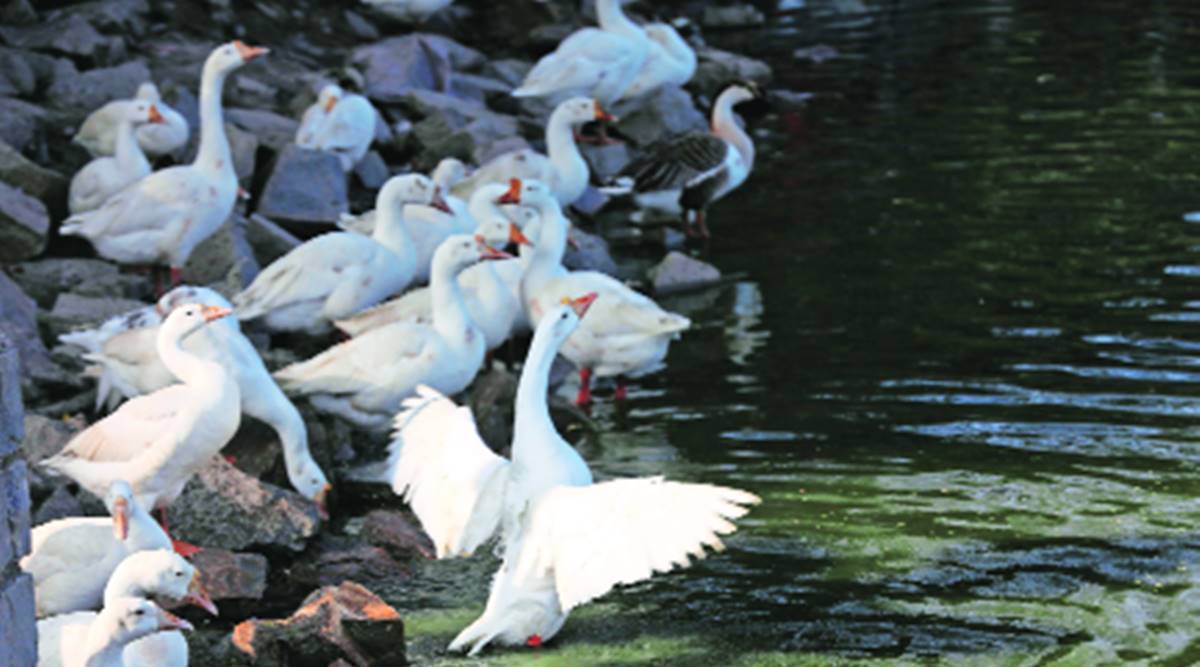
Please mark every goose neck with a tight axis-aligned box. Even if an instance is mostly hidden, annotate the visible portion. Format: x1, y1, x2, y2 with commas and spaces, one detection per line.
430, 259, 473, 340
157, 327, 225, 392
596, 0, 641, 40
82, 614, 126, 667
513, 323, 560, 457
712, 94, 755, 167
194, 61, 234, 175
545, 110, 587, 193
114, 119, 147, 174
372, 204, 417, 263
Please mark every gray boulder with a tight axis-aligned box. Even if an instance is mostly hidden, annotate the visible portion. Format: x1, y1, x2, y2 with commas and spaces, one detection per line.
702, 3, 766, 27
0, 271, 49, 376
47, 60, 150, 116
0, 180, 46, 262
353, 150, 389, 189
170, 457, 321, 552
32, 485, 83, 525
562, 227, 618, 277
0, 139, 66, 209
256, 144, 349, 226
649, 251, 722, 294
244, 214, 300, 267
352, 34, 485, 102
358, 510, 433, 560
225, 122, 258, 185
182, 217, 259, 293
692, 47, 773, 95
7, 258, 147, 307
615, 85, 707, 147
190, 548, 268, 602
0, 47, 58, 98
0, 97, 46, 153
0, 14, 112, 64
225, 107, 299, 153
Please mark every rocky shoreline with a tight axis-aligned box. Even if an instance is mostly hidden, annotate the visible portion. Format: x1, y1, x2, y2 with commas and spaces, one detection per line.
2, 0, 798, 663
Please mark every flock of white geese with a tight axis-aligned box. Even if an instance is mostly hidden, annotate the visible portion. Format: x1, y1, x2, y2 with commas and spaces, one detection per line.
27, 0, 765, 663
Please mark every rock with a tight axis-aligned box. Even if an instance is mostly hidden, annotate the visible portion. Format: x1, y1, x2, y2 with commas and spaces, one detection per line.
692, 47, 773, 94
230, 582, 406, 667
0, 271, 50, 376
244, 214, 300, 266
0, 14, 112, 64
1, 0, 36, 25
358, 510, 433, 560
170, 457, 321, 552
343, 9, 380, 42
69, 0, 151, 35
467, 367, 517, 453
793, 44, 840, 64
255, 144, 349, 226
0, 180, 46, 262
649, 251, 722, 294
449, 72, 512, 105
702, 3, 766, 27
292, 535, 405, 589
352, 151, 389, 189
615, 86, 707, 147
0, 139, 67, 209
182, 217, 259, 292
0, 334, 21, 457
0, 97, 46, 154
562, 227, 618, 277
190, 548, 268, 601
0, 47, 53, 98
48, 293, 147, 334
20, 414, 82, 497
31, 485, 83, 525
580, 142, 631, 181
399, 90, 523, 166
481, 59, 531, 89
352, 34, 485, 102
47, 60, 151, 117
225, 123, 258, 184
570, 186, 609, 217
225, 108, 299, 153
6, 258, 148, 308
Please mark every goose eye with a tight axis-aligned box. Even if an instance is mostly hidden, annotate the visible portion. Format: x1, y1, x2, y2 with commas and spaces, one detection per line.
175, 571, 184, 577
134, 609, 145, 616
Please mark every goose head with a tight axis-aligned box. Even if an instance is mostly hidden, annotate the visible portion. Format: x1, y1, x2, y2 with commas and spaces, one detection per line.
135, 82, 162, 103
206, 41, 269, 76
538, 292, 599, 347
475, 216, 534, 252
160, 302, 232, 342
105, 480, 135, 540
378, 173, 451, 216
432, 234, 512, 276
155, 285, 233, 317
555, 97, 617, 126
126, 100, 166, 126
717, 80, 762, 108
117, 550, 219, 616
107, 597, 194, 645
432, 157, 468, 190
496, 178, 561, 214
318, 84, 343, 113
290, 459, 332, 520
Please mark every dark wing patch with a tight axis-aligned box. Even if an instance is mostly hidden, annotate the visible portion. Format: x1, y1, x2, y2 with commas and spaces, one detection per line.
619, 133, 728, 193
681, 168, 729, 211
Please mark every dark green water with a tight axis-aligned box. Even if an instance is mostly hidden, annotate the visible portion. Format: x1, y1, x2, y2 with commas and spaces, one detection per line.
399, 1, 1200, 663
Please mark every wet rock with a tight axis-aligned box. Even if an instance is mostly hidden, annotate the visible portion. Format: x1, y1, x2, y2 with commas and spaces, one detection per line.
69, 0, 151, 35
649, 251, 722, 294
692, 47, 773, 94
0, 97, 46, 154
7, 258, 147, 308
615, 85, 707, 147
230, 582, 405, 667
343, 9, 380, 42
0, 14, 113, 64
256, 144, 349, 226
352, 34, 484, 102
0, 271, 50, 376
770, 88, 815, 108
702, 3, 766, 27
244, 214, 300, 266
794, 44, 840, 64
48, 294, 147, 339
225, 123, 257, 184
182, 217, 259, 293
0, 139, 66, 209
293, 535, 405, 589
170, 457, 321, 552
0, 180, 47, 262
47, 60, 150, 117
190, 548, 268, 602
562, 227, 618, 277
31, 484, 83, 525
400, 90, 523, 166
0, 47, 55, 98
225, 107, 299, 153
468, 367, 517, 453
358, 510, 433, 560
1, 0, 36, 25
353, 150, 389, 189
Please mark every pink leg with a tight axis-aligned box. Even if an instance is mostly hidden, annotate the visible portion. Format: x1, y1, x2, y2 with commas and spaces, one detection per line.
157, 507, 201, 557
614, 376, 628, 402
695, 210, 711, 240
575, 368, 593, 406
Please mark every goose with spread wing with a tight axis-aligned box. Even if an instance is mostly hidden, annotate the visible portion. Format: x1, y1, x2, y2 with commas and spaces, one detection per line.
388, 295, 759, 655
609, 81, 760, 238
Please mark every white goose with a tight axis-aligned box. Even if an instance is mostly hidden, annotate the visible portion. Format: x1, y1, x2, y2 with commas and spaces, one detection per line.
36, 550, 216, 667
512, 0, 649, 106
68, 101, 164, 215
36, 596, 193, 667
338, 157, 469, 240
452, 97, 611, 208
610, 81, 760, 238
302, 83, 378, 171
60, 42, 268, 289
334, 183, 535, 350
58, 286, 331, 511
234, 174, 444, 335
295, 84, 338, 148
73, 82, 190, 158
619, 21, 697, 101
22, 481, 169, 618
506, 179, 690, 404
273, 235, 509, 431
42, 304, 241, 554
388, 296, 759, 655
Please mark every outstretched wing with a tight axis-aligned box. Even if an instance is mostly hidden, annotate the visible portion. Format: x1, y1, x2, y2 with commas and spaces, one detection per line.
619, 133, 729, 193
516, 476, 760, 612
388, 385, 510, 559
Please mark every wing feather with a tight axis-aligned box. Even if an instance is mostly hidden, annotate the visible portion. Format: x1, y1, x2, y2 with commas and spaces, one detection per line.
620, 134, 728, 192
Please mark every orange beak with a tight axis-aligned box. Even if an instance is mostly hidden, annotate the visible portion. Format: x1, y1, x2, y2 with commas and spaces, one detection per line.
430, 187, 452, 214
476, 235, 513, 260
509, 223, 533, 247
185, 573, 219, 616
237, 186, 250, 201
147, 104, 165, 124
158, 608, 194, 632
569, 292, 599, 318
314, 483, 331, 521
233, 41, 269, 62
323, 96, 338, 113
594, 102, 616, 123
201, 305, 232, 322
497, 178, 522, 205
112, 497, 129, 540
